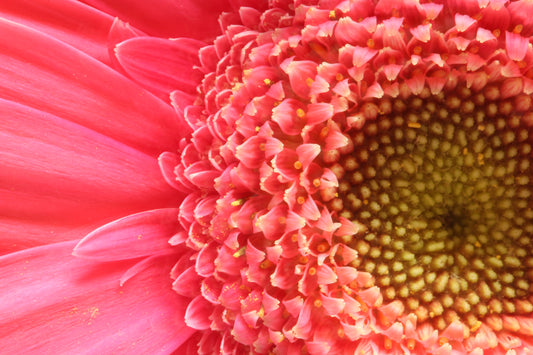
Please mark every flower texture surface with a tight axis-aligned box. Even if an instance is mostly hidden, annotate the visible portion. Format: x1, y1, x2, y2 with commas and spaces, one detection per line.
2, 0, 533, 354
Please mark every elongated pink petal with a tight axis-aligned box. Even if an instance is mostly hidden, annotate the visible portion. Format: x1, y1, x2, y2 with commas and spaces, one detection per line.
107, 17, 147, 76
0, 18, 181, 156
0, 218, 106, 255
0, 242, 195, 353
0, 98, 179, 224
0, 0, 113, 64
74, 209, 180, 261
79, 0, 231, 39
114, 37, 204, 99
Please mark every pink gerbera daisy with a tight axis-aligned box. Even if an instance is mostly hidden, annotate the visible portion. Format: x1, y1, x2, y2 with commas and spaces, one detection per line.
2, 0, 533, 353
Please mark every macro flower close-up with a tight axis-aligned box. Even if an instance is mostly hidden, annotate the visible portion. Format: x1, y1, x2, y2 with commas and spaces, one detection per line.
3, 0, 533, 353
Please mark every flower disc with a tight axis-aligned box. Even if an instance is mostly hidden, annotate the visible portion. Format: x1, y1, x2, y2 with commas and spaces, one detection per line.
328, 86, 533, 333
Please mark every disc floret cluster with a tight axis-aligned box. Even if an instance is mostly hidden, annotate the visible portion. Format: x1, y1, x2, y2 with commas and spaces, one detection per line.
162, 0, 533, 353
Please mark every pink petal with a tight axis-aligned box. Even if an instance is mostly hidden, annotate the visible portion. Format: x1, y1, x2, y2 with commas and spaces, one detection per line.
0, 18, 181, 156
455, 13, 477, 32
79, 0, 231, 39
272, 98, 307, 135
74, 209, 180, 261
0, 98, 179, 224
476, 27, 496, 43
0, 241, 195, 353
236, 136, 283, 169
115, 37, 204, 99
320, 294, 345, 316
232, 314, 259, 345
185, 295, 214, 330
316, 264, 337, 284
306, 103, 334, 126
282, 59, 317, 98
441, 320, 467, 341
0, 218, 105, 255
0, 0, 113, 64
119, 254, 161, 286
336, 266, 358, 285
173, 266, 202, 298
410, 24, 431, 43
158, 151, 186, 191
352, 46, 378, 67
107, 17, 148, 75
382, 322, 404, 343
506, 31, 529, 61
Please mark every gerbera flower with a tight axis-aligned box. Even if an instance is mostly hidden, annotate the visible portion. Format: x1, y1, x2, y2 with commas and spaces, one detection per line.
2, 0, 533, 353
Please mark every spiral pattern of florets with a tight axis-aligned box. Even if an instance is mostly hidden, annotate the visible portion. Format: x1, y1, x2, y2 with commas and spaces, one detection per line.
162, 0, 533, 353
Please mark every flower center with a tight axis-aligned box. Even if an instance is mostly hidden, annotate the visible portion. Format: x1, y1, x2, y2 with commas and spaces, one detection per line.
328, 86, 533, 331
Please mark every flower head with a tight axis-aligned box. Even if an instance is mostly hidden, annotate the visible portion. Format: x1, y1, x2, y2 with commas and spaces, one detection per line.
3, 0, 533, 354
144, 0, 533, 352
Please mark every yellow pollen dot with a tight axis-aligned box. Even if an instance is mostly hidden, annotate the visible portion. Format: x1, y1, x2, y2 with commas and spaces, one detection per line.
313, 178, 321, 187
231, 199, 244, 207
309, 267, 317, 275
233, 247, 246, 257
296, 108, 306, 118
337, 328, 344, 338
492, 29, 501, 37
260, 259, 274, 269
263, 78, 272, 86
299, 255, 309, 264
306, 77, 314, 87
384, 338, 392, 350
314, 299, 322, 307
297, 196, 306, 204
278, 217, 286, 224
513, 24, 523, 34
317, 242, 329, 253
477, 154, 485, 165
320, 126, 329, 139
439, 337, 449, 346
294, 160, 303, 169
291, 233, 298, 242
255, 126, 261, 132
363, 199, 369, 205
259, 143, 266, 151
335, 73, 344, 81
470, 321, 482, 332
475, 241, 481, 248
478, 124, 485, 131
463, 147, 468, 155
367, 38, 375, 48
408, 122, 421, 128
413, 46, 422, 55
329, 10, 336, 20
243, 69, 252, 77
